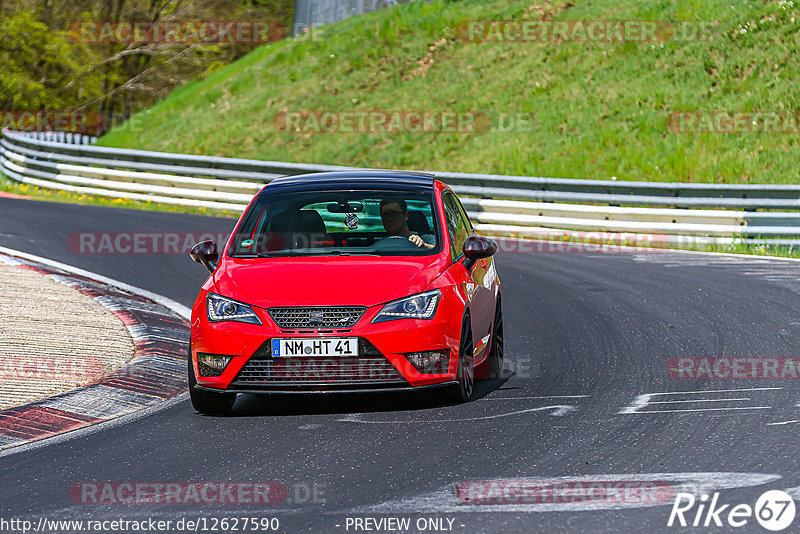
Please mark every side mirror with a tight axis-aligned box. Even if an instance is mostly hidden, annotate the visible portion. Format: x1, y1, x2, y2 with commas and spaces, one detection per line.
462, 235, 497, 271
190, 240, 219, 273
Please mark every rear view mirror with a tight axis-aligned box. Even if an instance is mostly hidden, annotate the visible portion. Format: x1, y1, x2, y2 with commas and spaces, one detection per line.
190, 240, 219, 273
462, 235, 497, 270
326, 201, 364, 213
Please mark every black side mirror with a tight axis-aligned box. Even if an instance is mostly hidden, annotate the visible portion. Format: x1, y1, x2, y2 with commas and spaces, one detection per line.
462, 235, 497, 271
190, 240, 219, 273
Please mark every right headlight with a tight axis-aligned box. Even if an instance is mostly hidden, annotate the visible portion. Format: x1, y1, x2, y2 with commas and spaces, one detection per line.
207, 293, 262, 324
372, 290, 440, 323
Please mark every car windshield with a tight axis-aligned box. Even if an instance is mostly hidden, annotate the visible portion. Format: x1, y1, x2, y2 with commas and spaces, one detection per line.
228, 189, 441, 257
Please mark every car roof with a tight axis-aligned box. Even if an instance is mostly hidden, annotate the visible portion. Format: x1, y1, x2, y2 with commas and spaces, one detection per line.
263, 170, 436, 193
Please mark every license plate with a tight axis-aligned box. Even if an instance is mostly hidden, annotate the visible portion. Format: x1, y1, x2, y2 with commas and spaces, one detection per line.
272, 338, 359, 358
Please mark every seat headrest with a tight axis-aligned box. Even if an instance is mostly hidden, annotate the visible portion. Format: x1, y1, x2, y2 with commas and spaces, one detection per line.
407, 210, 430, 235
291, 210, 327, 234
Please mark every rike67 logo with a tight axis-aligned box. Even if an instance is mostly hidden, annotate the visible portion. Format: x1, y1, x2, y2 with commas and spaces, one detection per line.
668, 490, 795, 531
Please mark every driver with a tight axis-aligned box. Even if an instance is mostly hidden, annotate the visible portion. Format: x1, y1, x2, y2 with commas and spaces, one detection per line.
379, 199, 435, 249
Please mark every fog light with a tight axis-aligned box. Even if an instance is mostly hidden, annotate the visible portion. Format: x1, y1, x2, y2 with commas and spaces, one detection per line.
405, 350, 449, 374
197, 353, 233, 377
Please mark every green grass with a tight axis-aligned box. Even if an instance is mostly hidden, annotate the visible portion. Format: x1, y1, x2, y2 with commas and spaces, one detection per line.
98, 0, 800, 184
10, 0, 800, 258
703, 241, 800, 258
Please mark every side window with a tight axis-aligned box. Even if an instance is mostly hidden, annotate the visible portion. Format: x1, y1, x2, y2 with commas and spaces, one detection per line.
443, 192, 469, 260
454, 195, 475, 234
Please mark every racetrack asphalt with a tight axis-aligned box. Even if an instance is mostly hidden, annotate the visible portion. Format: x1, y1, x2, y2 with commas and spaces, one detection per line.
1, 196, 799, 533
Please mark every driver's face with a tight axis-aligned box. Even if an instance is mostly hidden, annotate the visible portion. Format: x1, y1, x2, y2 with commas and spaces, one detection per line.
380, 202, 408, 235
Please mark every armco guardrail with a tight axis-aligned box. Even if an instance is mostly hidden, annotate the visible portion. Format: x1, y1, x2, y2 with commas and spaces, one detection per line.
3, 128, 800, 245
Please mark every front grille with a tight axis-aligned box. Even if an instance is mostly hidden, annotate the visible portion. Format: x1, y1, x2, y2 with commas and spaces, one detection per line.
267, 306, 366, 329
231, 339, 406, 387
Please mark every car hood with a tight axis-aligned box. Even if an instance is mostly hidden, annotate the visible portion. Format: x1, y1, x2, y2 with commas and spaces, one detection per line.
213, 255, 448, 309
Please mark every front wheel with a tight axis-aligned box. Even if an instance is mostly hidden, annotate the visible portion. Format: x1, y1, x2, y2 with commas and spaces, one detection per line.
446, 316, 474, 403
188, 345, 236, 414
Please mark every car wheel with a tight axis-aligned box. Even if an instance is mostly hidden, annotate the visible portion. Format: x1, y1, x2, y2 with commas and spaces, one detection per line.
487, 299, 504, 379
447, 316, 474, 403
188, 344, 236, 415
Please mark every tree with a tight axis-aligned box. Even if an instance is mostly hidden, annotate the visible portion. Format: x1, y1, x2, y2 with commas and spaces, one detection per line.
0, 0, 293, 131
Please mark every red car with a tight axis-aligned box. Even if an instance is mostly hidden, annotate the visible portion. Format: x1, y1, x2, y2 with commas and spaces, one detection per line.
188, 171, 502, 414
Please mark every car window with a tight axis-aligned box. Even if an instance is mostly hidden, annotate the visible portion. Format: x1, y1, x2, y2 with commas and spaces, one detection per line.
442, 191, 470, 260
454, 195, 475, 234
228, 190, 440, 257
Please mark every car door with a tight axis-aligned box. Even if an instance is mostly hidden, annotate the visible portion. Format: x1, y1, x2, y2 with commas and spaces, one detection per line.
442, 191, 495, 363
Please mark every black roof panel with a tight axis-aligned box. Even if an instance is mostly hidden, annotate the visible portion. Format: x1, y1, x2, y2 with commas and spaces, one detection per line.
265, 170, 436, 192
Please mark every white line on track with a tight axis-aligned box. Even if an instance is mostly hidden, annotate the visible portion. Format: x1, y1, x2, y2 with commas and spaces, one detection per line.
648, 398, 750, 404
0, 245, 191, 458
627, 406, 772, 414
619, 388, 781, 414
339, 405, 576, 423
0, 246, 190, 319
483, 395, 590, 400
785, 486, 800, 499
642, 388, 781, 395
0, 392, 189, 459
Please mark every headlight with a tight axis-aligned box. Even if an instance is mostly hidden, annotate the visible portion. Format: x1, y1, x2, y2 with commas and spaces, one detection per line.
207, 293, 262, 324
372, 290, 440, 323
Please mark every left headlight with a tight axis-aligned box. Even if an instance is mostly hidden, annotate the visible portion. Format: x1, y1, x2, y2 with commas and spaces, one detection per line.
372, 289, 440, 323
207, 293, 262, 324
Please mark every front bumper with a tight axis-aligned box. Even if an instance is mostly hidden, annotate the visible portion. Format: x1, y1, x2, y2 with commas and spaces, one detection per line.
191, 296, 463, 393
194, 381, 457, 395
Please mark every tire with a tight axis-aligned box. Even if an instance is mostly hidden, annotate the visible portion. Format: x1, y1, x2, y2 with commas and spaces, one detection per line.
446, 315, 474, 403
487, 299, 504, 379
188, 344, 236, 415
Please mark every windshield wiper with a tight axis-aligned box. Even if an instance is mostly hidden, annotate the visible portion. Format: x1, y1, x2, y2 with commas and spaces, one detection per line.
271, 250, 380, 257
233, 250, 381, 258
284, 250, 380, 257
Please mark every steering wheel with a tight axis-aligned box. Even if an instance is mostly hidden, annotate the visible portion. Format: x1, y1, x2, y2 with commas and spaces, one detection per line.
372, 235, 419, 250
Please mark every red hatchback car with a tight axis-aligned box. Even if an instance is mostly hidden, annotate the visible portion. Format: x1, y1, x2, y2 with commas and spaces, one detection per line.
188, 171, 502, 414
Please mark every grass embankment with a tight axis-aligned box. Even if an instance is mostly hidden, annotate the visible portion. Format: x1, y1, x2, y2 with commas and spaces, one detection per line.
6, 0, 800, 257
98, 0, 800, 184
